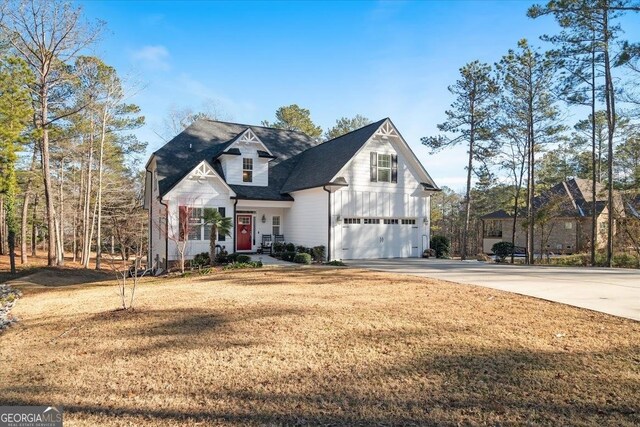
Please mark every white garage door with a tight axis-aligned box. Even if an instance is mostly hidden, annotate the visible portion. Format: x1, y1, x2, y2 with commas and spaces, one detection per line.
341, 218, 420, 259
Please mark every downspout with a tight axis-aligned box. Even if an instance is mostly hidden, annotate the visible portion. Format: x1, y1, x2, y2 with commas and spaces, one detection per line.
147, 170, 152, 270
232, 199, 238, 253
158, 198, 169, 272
322, 186, 331, 261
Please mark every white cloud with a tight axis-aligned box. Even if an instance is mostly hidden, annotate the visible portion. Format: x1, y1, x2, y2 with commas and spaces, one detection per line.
130, 45, 171, 71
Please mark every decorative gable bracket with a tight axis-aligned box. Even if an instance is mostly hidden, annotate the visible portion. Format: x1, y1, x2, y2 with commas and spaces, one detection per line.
376, 120, 398, 138
188, 162, 218, 181
238, 129, 262, 145
227, 128, 274, 156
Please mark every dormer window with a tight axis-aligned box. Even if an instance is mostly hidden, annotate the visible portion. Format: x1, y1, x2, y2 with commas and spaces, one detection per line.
242, 158, 253, 182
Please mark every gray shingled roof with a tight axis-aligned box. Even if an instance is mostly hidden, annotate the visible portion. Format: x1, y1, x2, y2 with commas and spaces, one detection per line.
280, 119, 387, 193
534, 178, 613, 217
152, 117, 436, 202
481, 209, 513, 219
153, 119, 317, 199
483, 178, 624, 221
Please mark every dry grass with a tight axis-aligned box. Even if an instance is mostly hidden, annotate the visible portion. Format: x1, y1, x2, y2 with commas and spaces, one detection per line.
1, 266, 639, 426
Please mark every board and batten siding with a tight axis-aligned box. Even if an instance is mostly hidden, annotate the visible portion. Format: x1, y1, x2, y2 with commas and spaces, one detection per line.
331, 135, 431, 259
163, 172, 234, 261
220, 146, 269, 187
284, 188, 329, 248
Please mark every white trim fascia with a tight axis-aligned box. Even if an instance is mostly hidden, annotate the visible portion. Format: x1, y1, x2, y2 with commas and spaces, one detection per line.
236, 199, 293, 208
227, 128, 273, 156
163, 160, 236, 200
329, 118, 437, 189
144, 153, 156, 171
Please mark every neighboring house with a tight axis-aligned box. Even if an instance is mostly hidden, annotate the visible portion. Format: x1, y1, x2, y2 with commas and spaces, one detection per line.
481, 178, 627, 255
144, 118, 440, 270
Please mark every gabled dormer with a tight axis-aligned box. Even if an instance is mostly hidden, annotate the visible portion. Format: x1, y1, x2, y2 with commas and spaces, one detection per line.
217, 128, 275, 187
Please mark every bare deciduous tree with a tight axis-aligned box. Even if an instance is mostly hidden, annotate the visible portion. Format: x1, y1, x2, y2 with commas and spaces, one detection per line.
155, 98, 230, 142
107, 205, 146, 310
159, 198, 199, 274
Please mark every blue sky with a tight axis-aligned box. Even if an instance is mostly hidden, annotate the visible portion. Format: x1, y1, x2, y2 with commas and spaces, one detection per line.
80, 0, 638, 190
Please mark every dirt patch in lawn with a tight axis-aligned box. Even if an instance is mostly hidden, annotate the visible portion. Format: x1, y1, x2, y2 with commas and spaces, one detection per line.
1, 268, 639, 426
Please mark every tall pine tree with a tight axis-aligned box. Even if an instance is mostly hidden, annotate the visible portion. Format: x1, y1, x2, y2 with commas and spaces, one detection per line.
495, 40, 564, 264
422, 61, 498, 260
529, 0, 640, 265
0, 56, 33, 273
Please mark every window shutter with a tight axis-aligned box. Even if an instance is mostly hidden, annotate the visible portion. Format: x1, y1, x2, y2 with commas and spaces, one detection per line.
391, 155, 398, 183
218, 207, 226, 241
370, 152, 377, 182
178, 206, 187, 241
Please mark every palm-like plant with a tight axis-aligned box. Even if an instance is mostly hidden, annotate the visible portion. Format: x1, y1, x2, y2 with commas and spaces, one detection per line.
202, 208, 233, 264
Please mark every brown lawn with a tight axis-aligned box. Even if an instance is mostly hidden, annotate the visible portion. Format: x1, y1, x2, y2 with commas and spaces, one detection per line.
1, 265, 639, 426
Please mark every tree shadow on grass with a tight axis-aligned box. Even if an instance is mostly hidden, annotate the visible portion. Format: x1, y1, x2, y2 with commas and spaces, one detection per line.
7, 267, 114, 289
191, 267, 417, 288
381, 345, 640, 425
2, 328, 639, 425
83, 305, 311, 356
0, 399, 427, 426
0, 267, 41, 286
4, 344, 639, 426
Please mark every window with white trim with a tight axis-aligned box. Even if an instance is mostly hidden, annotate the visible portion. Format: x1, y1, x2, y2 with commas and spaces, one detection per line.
377, 154, 391, 182
190, 209, 202, 240
179, 206, 226, 241
344, 218, 361, 224
401, 219, 416, 225
383, 218, 399, 225
272, 216, 281, 235
364, 218, 380, 224
242, 158, 253, 182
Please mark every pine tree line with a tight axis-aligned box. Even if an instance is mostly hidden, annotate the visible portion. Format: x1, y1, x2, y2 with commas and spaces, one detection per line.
424, 0, 640, 266
0, 0, 146, 272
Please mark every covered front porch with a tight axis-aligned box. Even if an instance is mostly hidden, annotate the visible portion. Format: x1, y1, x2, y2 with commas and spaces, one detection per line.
234, 199, 292, 253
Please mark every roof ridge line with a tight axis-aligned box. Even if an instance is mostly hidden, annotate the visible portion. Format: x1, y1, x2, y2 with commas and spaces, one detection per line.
562, 180, 578, 209
199, 118, 312, 136
318, 118, 386, 145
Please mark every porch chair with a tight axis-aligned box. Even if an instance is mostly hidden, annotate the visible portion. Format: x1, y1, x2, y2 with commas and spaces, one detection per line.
261, 234, 273, 255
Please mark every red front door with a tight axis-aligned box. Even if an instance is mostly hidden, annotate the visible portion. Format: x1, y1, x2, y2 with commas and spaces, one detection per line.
236, 215, 252, 251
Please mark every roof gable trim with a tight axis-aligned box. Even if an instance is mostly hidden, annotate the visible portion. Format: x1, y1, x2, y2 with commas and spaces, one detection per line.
375, 120, 399, 138
163, 160, 236, 199
226, 128, 273, 156
331, 118, 439, 190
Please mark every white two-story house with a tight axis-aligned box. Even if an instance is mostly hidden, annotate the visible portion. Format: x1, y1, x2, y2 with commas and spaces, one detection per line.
144, 118, 439, 270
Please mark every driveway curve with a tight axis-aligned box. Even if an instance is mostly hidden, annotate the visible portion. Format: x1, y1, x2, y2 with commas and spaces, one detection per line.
347, 258, 640, 321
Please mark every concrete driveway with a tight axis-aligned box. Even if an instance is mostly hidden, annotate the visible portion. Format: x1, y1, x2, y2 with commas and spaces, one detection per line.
347, 258, 640, 321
